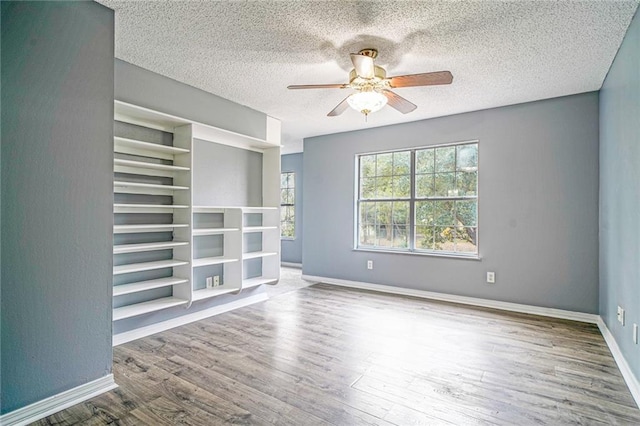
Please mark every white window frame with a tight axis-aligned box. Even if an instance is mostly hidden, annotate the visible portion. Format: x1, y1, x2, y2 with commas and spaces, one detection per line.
354, 140, 479, 259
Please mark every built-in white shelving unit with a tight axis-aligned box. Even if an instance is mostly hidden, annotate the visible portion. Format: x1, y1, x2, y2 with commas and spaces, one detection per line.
111, 101, 281, 344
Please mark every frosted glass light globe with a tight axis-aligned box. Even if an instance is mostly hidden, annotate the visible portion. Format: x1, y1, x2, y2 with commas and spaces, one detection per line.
347, 91, 388, 115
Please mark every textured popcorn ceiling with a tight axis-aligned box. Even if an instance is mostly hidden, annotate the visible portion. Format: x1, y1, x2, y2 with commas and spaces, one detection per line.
98, 0, 638, 153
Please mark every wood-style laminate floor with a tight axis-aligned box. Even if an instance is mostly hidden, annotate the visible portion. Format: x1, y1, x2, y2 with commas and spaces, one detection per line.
36, 269, 640, 425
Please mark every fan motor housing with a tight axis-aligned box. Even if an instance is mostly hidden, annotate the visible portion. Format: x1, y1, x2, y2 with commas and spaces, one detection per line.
349, 65, 387, 83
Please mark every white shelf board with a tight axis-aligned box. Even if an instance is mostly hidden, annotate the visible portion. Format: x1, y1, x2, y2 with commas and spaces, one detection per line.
243, 226, 278, 233
192, 256, 239, 267
113, 297, 188, 321
243, 277, 278, 289
113, 277, 189, 297
114, 136, 190, 155
113, 241, 189, 254
242, 251, 278, 260
114, 181, 189, 191
192, 206, 277, 213
241, 206, 279, 212
192, 206, 228, 213
114, 204, 189, 209
193, 228, 239, 236
192, 286, 239, 301
113, 259, 189, 275
113, 224, 189, 234
114, 158, 190, 172
114, 204, 189, 214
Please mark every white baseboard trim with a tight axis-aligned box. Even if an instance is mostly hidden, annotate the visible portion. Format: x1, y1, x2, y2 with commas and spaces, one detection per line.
113, 292, 269, 346
302, 275, 599, 324
281, 262, 302, 269
596, 317, 640, 407
0, 374, 117, 426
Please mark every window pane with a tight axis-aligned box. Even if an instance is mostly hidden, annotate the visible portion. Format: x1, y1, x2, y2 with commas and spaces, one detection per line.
287, 189, 295, 206
455, 226, 477, 253
376, 153, 393, 176
457, 144, 478, 172
392, 175, 411, 198
281, 173, 287, 187
415, 226, 435, 250
287, 173, 295, 188
360, 202, 376, 225
281, 222, 293, 238
434, 172, 456, 196
416, 174, 434, 198
359, 223, 376, 246
286, 206, 295, 222
434, 201, 455, 225
360, 177, 375, 199
435, 146, 456, 172
392, 225, 409, 248
456, 171, 477, 196
360, 155, 376, 178
416, 149, 434, 174
375, 202, 392, 227
455, 200, 477, 227
415, 201, 433, 226
392, 201, 410, 225
393, 151, 411, 175
375, 175, 394, 198
376, 224, 392, 247
434, 226, 455, 251
280, 188, 288, 204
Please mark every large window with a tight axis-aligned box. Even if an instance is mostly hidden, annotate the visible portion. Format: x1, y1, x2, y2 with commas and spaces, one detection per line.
357, 141, 478, 256
280, 172, 295, 238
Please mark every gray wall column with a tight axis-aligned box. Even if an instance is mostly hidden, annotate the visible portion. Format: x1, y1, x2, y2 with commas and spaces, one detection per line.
599, 9, 640, 383
1, 1, 114, 413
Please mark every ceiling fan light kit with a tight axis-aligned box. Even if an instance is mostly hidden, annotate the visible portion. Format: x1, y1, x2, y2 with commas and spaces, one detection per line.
347, 90, 388, 117
288, 48, 453, 118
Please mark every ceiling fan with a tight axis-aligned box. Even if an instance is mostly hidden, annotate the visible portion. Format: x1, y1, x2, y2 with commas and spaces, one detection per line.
288, 48, 453, 118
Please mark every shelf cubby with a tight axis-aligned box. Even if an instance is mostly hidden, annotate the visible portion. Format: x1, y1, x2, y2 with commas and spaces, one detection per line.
113, 297, 189, 321
113, 259, 189, 275
113, 241, 189, 254
113, 277, 190, 297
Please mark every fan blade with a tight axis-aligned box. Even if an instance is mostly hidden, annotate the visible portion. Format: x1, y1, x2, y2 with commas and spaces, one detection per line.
383, 90, 417, 114
388, 71, 453, 88
288, 83, 348, 89
350, 53, 375, 79
327, 95, 352, 117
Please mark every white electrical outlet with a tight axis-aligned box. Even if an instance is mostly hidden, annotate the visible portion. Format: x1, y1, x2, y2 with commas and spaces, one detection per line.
617, 306, 625, 325
206, 277, 213, 289
367, 260, 373, 270
633, 324, 638, 344
486, 272, 495, 283
213, 275, 220, 287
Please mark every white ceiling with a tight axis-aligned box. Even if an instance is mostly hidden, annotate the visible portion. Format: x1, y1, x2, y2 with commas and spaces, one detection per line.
98, 1, 638, 153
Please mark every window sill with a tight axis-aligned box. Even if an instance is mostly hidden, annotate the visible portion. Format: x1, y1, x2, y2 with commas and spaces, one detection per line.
353, 247, 481, 261
281, 237, 296, 241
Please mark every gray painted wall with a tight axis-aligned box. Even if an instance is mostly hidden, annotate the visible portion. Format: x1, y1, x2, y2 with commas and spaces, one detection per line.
303, 93, 600, 314
192, 140, 263, 207
600, 9, 640, 381
115, 59, 267, 140
1, 1, 114, 413
281, 153, 303, 264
